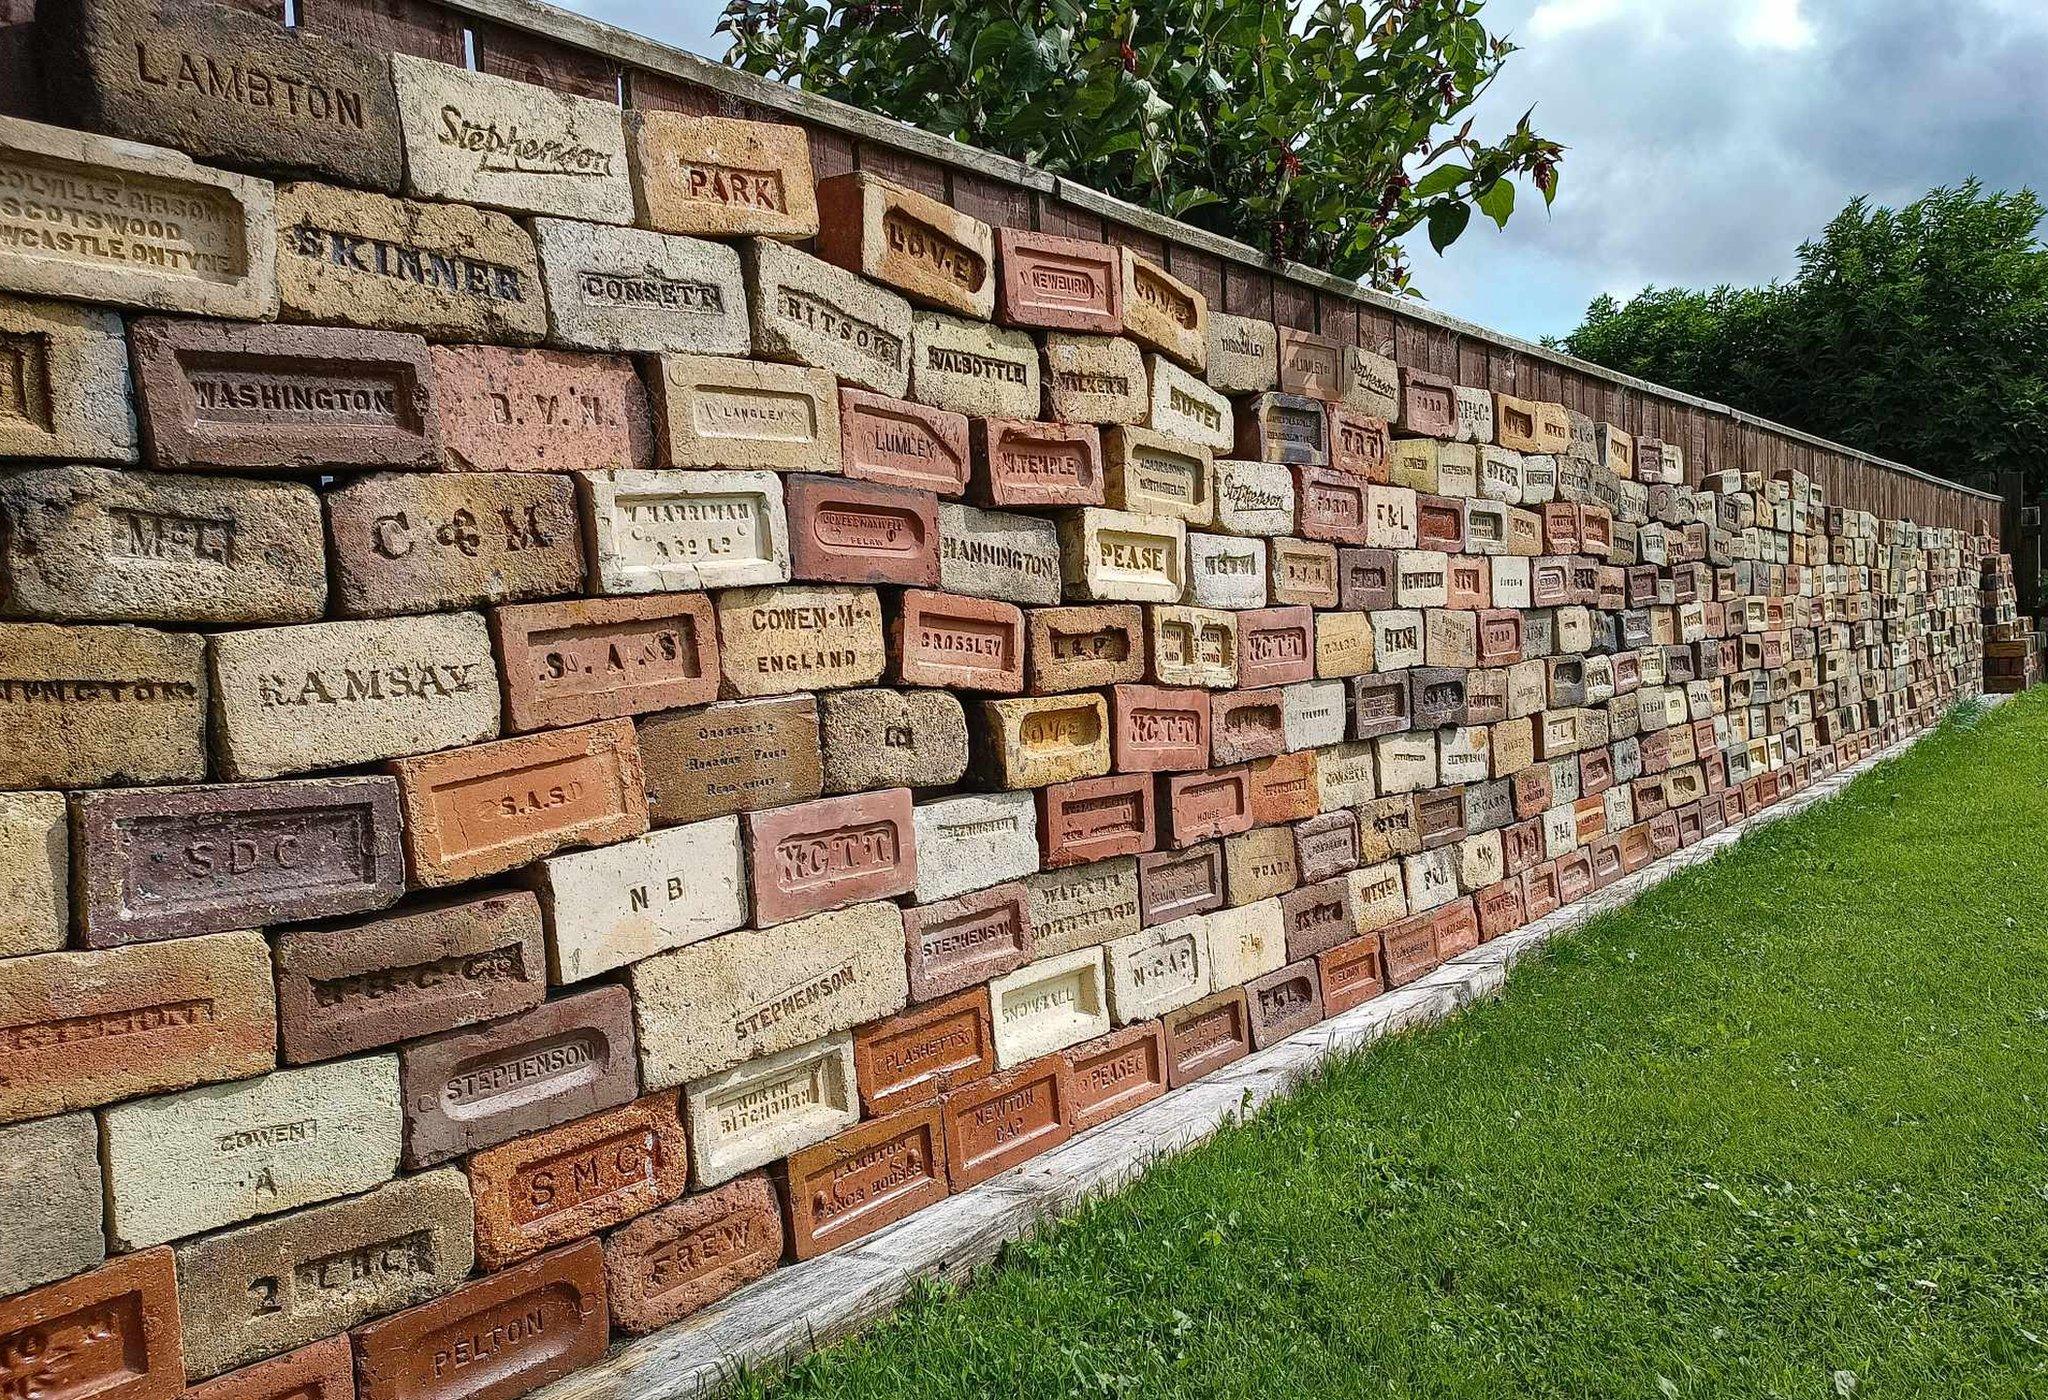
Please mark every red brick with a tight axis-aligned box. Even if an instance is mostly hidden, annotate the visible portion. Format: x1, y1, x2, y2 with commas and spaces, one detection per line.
891, 588, 1024, 692
1555, 849, 1594, 903
1235, 605, 1315, 688
1246, 959, 1323, 1048
1160, 767, 1253, 848
1413, 788, 1467, 851
1501, 817, 1545, 875
491, 595, 717, 732
1522, 860, 1561, 919
776, 1103, 948, 1259
467, 1091, 688, 1270
839, 387, 971, 496
787, 474, 940, 586
1111, 683, 1211, 772
187, 1338, 354, 1400
971, 418, 1104, 508
1138, 843, 1226, 926
1317, 933, 1385, 1015
1209, 689, 1287, 765
1328, 407, 1391, 480
1247, 750, 1319, 825
1339, 546, 1396, 610
1415, 494, 1465, 551
995, 228, 1123, 333
744, 788, 916, 925
1587, 835, 1624, 887
0, 1250, 182, 1400
1648, 810, 1681, 858
1542, 503, 1582, 554
352, 1241, 606, 1400
1397, 368, 1457, 438
1162, 988, 1250, 1087
390, 721, 649, 887
1475, 610, 1522, 667
853, 987, 996, 1116
1295, 467, 1370, 546
940, 1054, 1075, 1189
1513, 765, 1554, 819
1445, 557, 1491, 612
431, 345, 652, 474
1027, 604, 1145, 692
903, 881, 1033, 1003
602, 1175, 782, 1335
1432, 897, 1480, 958
1038, 773, 1156, 868
1062, 1022, 1167, 1130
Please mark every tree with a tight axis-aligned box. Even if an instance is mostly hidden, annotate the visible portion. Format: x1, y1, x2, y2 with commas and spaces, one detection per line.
1558, 182, 2048, 495
718, 0, 1562, 291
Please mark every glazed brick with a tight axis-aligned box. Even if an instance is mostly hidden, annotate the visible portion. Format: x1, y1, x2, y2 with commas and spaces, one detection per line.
603, 1174, 783, 1335
776, 1103, 949, 1259
1237, 605, 1316, 688
637, 695, 822, 827
1063, 1021, 1168, 1130
1160, 766, 1254, 847
891, 588, 1025, 692
940, 1054, 1075, 1189
996, 228, 1123, 332
398, 985, 638, 1169
817, 172, 993, 318
1138, 842, 1226, 925
853, 987, 996, 1116
1111, 683, 1211, 772
1246, 959, 1324, 1047
839, 387, 970, 495
389, 720, 648, 887
432, 345, 652, 474
352, 1241, 606, 1400
744, 788, 915, 925
275, 890, 545, 1064
903, 881, 1034, 1003
1210, 690, 1287, 765
491, 594, 717, 732
468, 1091, 687, 1270
1039, 773, 1156, 868
186, 1338, 355, 1400
1163, 988, 1251, 1087
0, 1249, 182, 1400
786, 473, 940, 586
1028, 604, 1146, 692
132, 319, 437, 473
971, 418, 1104, 508
72, 776, 403, 944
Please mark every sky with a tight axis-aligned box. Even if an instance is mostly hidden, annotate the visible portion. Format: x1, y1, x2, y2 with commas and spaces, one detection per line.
557, 0, 2048, 343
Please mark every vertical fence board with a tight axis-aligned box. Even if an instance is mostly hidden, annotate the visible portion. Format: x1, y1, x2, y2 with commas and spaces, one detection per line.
854, 141, 946, 199
947, 170, 1031, 232
1273, 278, 1316, 331
472, 18, 620, 100
1224, 263, 1275, 322
297, 0, 463, 63
1167, 246, 1227, 309
1317, 294, 1357, 347
1035, 195, 1101, 240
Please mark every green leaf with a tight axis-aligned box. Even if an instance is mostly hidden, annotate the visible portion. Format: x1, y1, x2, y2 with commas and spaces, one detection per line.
1477, 177, 1514, 228
1426, 200, 1470, 254
1411, 163, 1469, 199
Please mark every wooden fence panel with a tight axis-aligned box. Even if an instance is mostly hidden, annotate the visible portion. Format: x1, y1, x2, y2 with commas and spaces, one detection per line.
296, 0, 462, 63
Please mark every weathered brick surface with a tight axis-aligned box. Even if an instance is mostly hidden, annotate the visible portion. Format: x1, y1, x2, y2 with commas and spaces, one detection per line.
997, 229, 1122, 333
625, 112, 819, 241
492, 594, 717, 732
1063, 1021, 1169, 1129
0, 791, 66, 956
745, 788, 916, 923
748, 238, 914, 398
431, 344, 650, 474
326, 471, 582, 616
941, 1052, 1075, 1187
0, 294, 135, 461
185, 1337, 356, 1400
787, 474, 940, 587
682, 1032, 858, 1186
581, 467, 792, 594
818, 172, 994, 319
0, 1111, 105, 1295
841, 388, 970, 495
820, 687, 969, 792
715, 584, 886, 697
776, 1102, 949, 1258
603, 1174, 783, 1334
637, 694, 821, 827
0, 622, 206, 789
0, 1249, 184, 1400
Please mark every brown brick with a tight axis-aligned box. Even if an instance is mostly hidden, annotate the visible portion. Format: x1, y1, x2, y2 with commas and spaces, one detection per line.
1039, 772, 1156, 868
745, 788, 915, 925
603, 1173, 782, 1334
468, 1091, 688, 1270
1277, 328, 1342, 402
817, 172, 994, 318
1161, 766, 1253, 847
1329, 407, 1392, 480
891, 589, 1024, 692
1163, 988, 1250, 1086
903, 881, 1033, 1003
399, 985, 637, 1169
0, 622, 205, 790
1138, 842, 1226, 925
786, 474, 940, 587
776, 1102, 949, 1259
275, 890, 545, 1064
996, 228, 1123, 333
1233, 392, 1327, 465
1398, 368, 1457, 438
1063, 1021, 1168, 1129
626, 112, 818, 240
1269, 537, 1339, 607
1111, 683, 1210, 772
970, 418, 1103, 508
390, 720, 647, 887
187, 1338, 354, 1400
638, 695, 822, 828
432, 345, 652, 474
853, 987, 995, 1116
1381, 913, 1439, 986
1210, 689, 1287, 764
491, 594, 717, 733
132, 319, 437, 473
1028, 604, 1145, 692
839, 387, 969, 496
1317, 932, 1385, 1014
1294, 809, 1361, 883
1246, 959, 1323, 1047
72, 777, 403, 944
352, 1241, 606, 1400
940, 1053, 1075, 1189
0, 1249, 182, 1400
324, 471, 582, 616
1279, 876, 1358, 962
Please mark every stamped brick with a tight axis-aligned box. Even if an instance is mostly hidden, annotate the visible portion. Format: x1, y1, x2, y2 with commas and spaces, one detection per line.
1277, 328, 1343, 402
937, 502, 1061, 604
1223, 825, 1298, 905
532, 218, 746, 354
325, 471, 580, 616
854, 988, 994, 1117
1340, 346, 1401, 418
902, 880, 1033, 1003
390, 720, 647, 887
581, 468, 791, 596
1147, 605, 1236, 689
839, 387, 969, 495
978, 693, 1111, 788
716, 584, 885, 697
1207, 896, 1287, 989
1188, 532, 1267, 609
888, 589, 1023, 693
1147, 352, 1232, 450
1279, 876, 1359, 962
626, 112, 817, 240
1109, 684, 1207, 773
778, 1102, 949, 1259
739, 788, 913, 923
1207, 313, 1277, 393
1161, 766, 1253, 847
1119, 249, 1206, 369
0, 1249, 182, 1400
0, 622, 204, 789
1250, 749, 1320, 824
1237, 604, 1316, 688
276, 890, 544, 1063
185, 1337, 356, 1400
986, 947, 1110, 1067
1214, 458, 1297, 536
941, 1052, 1076, 1187
1026, 856, 1141, 957
1233, 391, 1328, 466
0, 792, 64, 956
1039, 773, 1155, 868
996, 228, 1121, 332
431, 344, 650, 474
603, 1174, 781, 1333
173, 1170, 473, 1379
972, 417, 1104, 508
684, 1032, 858, 1186
1105, 915, 1211, 1024
103, 1054, 401, 1249
910, 308, 1038, 416
1040, 333, 1147, 424
648, 352, 838, 472
0, 115, 277, 318
530, 817, 746, 982
1397, 368, 1458, 439
913, 791, 1038, 903
353, 1240, 606, 1400
1329, 406, 1392, 480
1317, 932, 1385, 1014
818, 172, 993, 318
1210, 689, 1287, 764
1104, 425, 1214, 524
786, 474, 938, 586
1062, 1021, 1168, 1129
1269, 537, 1339, 607
1138, 842, 1226, 925
1028, 604, 1144, 691
1060, 506, 1188, 603
1246, 959, 1323, 1047
1294, 809, 1361, 884
1163, 987, 1250, 1086
491, 594, 715, 734
0, 296, 132, 463
637, 694, 820, 827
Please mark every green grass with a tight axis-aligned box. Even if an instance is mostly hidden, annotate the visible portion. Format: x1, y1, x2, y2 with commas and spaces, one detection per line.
742, 691, 2048, 1400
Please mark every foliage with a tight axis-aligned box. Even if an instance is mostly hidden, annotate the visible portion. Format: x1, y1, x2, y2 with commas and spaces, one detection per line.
718, 0, 1563, 291
1559, 182, 2048, 495
732, 691, 2048, 1399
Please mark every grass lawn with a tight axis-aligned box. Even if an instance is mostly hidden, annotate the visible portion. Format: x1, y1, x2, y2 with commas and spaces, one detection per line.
744, 691, 2048, 1400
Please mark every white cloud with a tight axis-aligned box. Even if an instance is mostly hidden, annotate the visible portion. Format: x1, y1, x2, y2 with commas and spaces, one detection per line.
1526, 0, 1626, 38
1734, 0, 1816, 51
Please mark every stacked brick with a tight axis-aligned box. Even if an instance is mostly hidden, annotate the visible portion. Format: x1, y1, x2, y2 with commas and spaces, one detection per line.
1981, 555, 2039, 692
0, 7, 1995, 1400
